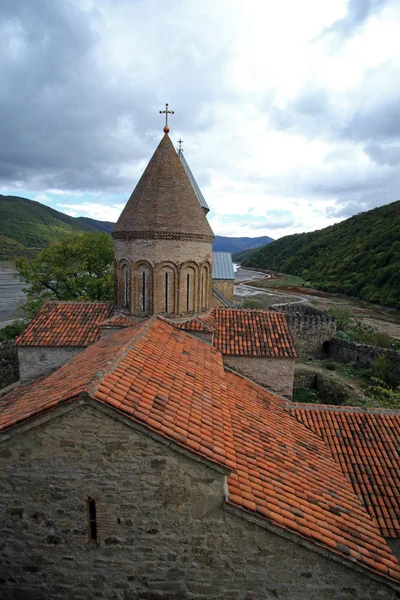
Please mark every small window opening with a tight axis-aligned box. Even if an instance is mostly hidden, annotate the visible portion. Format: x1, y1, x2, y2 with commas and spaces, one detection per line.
165, 272, 169, 313
186, 273, 190, 311
142, 271, 146, 312
87, 498, 97, 541
201, 273, 204, 309
124, 267, 129, 309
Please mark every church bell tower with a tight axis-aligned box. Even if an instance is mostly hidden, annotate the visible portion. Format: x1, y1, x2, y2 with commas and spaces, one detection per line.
112, 105, 215, 318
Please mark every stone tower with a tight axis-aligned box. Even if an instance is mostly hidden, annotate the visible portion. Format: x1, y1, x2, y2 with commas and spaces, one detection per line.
112, 133, 215, 318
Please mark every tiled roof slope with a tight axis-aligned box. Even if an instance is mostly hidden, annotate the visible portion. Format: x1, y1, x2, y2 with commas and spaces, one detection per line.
1, 319, 399, 584
211, 309, 296, 357
288, 404, 400, 538
175, 308, 297, 358
112, 134, 214, 240
15, 301, 113, 347
4, 319, 236, 471
226, 374, 400, 583
1, 320, 148, 430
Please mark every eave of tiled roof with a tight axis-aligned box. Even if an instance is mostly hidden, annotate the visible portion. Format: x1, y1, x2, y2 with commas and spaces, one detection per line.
288, 403, 400, 539
1, 319, 399, 584
15, 301, 114, 347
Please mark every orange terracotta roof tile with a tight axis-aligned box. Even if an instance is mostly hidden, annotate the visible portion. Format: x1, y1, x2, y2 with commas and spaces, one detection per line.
288, 403, 400, 539
16, 301, 114, 347
173, 316, 215, 333
208, 308, 297, 358
225, 374, 400, 584
98, 315, 137, 328
1, 318, 399, 584
171, 308, 297, 358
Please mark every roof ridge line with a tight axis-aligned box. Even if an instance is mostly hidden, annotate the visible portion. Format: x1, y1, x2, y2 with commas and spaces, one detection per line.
85, 316, 156, 397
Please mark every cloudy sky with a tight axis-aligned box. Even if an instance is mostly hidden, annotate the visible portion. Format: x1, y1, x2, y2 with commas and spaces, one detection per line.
1, 0, 399, 239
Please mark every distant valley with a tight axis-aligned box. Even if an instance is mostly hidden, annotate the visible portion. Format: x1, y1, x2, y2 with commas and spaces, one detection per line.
241, 200, 400, 310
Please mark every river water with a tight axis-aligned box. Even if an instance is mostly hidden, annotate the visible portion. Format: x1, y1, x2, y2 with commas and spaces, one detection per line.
0, 269, 26, 328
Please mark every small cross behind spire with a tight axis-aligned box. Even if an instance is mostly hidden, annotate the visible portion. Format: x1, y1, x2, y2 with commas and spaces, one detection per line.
159, 103, 174, 133
177, 138, 184, 152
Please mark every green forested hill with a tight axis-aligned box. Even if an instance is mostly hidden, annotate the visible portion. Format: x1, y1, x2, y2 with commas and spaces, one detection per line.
77, 216, 115, 234
242, 201, 400, 309
0, 195, 93, 249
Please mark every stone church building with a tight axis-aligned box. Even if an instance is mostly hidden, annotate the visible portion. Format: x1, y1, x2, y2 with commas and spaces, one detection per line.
1, 125, 400, 599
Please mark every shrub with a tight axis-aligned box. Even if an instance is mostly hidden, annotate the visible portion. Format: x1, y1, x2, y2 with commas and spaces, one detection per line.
372, 355, 396, 387
243, 299, 263, 309
374, 332, 393, 349
369, 378, 400, 409
0, 320, 25, 342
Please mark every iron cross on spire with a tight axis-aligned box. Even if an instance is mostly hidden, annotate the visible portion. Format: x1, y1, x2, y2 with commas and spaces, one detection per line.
159, 103, 174, 133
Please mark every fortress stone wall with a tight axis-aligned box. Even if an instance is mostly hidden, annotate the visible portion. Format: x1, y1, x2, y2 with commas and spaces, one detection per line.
275, 305, 336, 358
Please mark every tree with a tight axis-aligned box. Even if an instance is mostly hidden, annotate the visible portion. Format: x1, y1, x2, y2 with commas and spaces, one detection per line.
15, 232, 114, 318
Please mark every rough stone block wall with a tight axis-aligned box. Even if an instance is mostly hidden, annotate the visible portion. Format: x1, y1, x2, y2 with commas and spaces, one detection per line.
329, 339, 400, 384
213, 279, 234, 303
17, 347, 83, 383
0, 341, 19, 390
223, 356, 295, 399
0, 401, 395, 600
275, 305, 336, 358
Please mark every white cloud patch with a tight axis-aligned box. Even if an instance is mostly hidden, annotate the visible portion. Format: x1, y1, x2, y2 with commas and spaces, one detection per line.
58, 202, 125, 222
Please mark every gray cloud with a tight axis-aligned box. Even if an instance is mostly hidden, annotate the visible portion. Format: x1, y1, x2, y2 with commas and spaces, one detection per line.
0, 0, 228, 193
321, 0, 389, 38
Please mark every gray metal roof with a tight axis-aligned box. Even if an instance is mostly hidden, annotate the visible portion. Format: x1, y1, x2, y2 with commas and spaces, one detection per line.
212, 252, 235, 280
178, 149, 209, 213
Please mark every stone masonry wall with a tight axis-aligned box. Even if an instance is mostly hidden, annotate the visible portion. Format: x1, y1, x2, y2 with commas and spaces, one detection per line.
275, 305, 336, 358
17, 347, 83, 383
329, 339, 400, 384
0, 401, 395, 600
223, 356, 295, 399
213, 279, 234, 303
114, 237, 213, 317
0, 341, 19, 390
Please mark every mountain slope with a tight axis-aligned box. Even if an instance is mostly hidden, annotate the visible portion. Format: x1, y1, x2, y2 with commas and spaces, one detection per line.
0, 195, 92, 248
213, 235, 273, 253
1, 195, 275, 258
76, 217, 115, 234
243, 201, 400, 309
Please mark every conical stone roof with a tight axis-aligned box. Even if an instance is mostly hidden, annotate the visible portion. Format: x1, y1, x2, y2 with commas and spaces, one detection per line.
113, 134, 214, 242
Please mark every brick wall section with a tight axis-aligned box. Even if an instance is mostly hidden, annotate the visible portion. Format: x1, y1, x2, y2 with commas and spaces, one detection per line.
0, 402, 395, 600
114, 238, 213, 317
329, 339, 400, 384
213, 279, 234, 303
275, 305, 336, 358
0, 341, 19, 390
223, 356, 295, 399
17, 347, 83, 383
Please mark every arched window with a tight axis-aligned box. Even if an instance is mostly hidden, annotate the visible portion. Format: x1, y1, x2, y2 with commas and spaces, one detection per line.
159, 264, 176, 315
181, 265, 197, 313
122, 264, 130, 309
200, 264, 210, 310
133, 263, 153, 314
